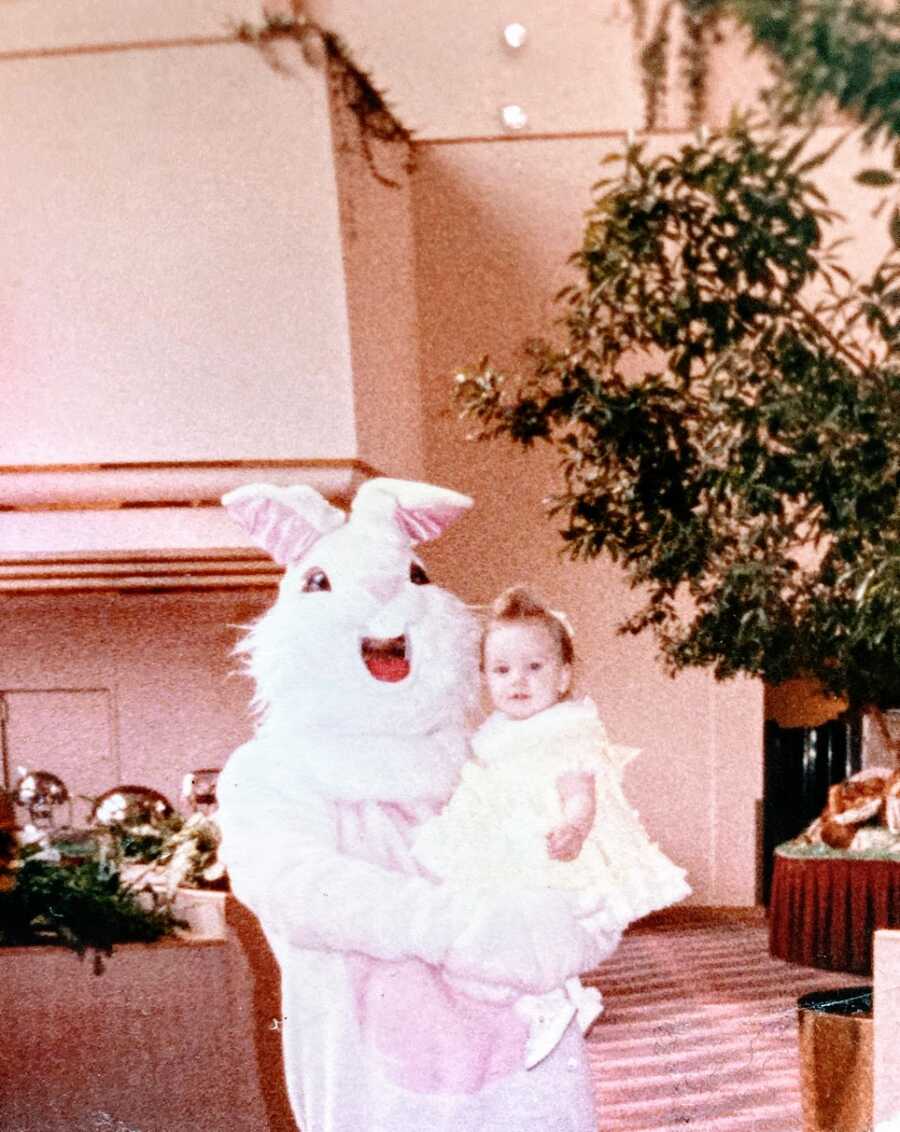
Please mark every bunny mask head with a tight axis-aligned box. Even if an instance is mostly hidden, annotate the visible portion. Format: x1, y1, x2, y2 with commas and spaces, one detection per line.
223, 478, 480, 739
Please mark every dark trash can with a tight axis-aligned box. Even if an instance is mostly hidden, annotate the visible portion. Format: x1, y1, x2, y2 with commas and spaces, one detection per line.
797, 986, 873, 1132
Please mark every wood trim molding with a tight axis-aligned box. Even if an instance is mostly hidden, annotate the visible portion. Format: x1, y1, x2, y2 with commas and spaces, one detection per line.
0, 459, 379, 511
0, 549, 283, 594
630, 904, 768, 931
0, 459, 382, 591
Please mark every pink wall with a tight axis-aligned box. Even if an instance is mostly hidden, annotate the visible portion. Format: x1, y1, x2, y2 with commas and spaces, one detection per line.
329, 87, 424, 479
0, 2, 357, 467
0, 591, 268, 815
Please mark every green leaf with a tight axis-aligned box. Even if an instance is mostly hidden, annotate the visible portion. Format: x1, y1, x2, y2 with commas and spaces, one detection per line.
450, 111, 900, 708
854, 169, 896, 188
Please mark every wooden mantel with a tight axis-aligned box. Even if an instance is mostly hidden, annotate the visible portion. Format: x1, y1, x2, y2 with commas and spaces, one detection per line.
0, 459, 377, 592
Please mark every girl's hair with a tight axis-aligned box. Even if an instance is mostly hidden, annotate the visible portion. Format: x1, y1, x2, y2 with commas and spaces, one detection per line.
483, 585, 575, 666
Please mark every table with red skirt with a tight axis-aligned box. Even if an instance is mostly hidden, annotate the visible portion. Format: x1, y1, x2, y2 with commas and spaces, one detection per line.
769, 848, 900, 974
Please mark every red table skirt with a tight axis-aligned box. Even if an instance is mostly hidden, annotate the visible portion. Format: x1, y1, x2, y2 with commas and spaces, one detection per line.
769, 851, 900, 974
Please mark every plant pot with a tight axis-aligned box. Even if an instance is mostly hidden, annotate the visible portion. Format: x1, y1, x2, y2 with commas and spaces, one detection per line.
172, 885, 227, 939
798, 986, 873, 1132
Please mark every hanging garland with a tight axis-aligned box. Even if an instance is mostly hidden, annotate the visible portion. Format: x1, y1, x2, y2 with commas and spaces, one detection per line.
638, 1, 673, 130
235, 1, 730, 170
629, 0, 723, 129
679, 0, 724, 128
238, 1, 726, 169
628, 0, 650, 42
642, 0, 900, 141
234, 2, 898, 176
236, 6, 414, 189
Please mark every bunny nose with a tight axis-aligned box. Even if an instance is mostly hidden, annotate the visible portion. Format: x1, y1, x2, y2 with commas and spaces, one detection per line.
364, 575, 404, 604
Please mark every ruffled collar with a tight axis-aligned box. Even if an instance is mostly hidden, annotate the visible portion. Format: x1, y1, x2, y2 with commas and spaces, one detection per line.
471, 696, 640, 775
473, 696, 604, 759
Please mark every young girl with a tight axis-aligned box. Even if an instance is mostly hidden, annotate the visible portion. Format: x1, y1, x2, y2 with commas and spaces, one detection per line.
413, 585, 691, 1068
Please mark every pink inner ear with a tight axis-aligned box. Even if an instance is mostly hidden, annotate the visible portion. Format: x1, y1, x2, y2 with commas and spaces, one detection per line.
225, 495, 325, 566
395, 503, 468, 543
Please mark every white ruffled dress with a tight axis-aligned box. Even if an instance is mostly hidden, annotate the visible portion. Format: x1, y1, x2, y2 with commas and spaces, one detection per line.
413, 697, 690, 927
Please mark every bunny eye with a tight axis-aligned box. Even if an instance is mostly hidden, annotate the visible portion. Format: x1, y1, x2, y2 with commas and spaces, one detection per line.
301, 568, 331, 593
409, 562, 430, 586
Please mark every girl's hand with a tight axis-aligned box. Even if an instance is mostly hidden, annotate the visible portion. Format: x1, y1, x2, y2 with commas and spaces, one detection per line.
551, 771, 596, 860
547, 822, 588, 861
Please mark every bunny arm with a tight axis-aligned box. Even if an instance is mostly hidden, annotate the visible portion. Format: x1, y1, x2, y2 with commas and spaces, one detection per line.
443, 886, 623, 995
217, 748, 477, 967
216, 745, 612, 989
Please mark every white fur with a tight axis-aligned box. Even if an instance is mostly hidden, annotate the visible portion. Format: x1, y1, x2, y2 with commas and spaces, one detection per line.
216, 478, 605, 1132
231, 483, 481, 779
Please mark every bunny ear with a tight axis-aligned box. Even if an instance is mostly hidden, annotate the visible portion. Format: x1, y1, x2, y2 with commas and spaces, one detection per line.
221, 483, 345, 566
352, 478, 473, 544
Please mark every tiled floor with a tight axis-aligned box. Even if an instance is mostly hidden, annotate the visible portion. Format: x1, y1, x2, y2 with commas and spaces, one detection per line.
584, 918, 869, 1131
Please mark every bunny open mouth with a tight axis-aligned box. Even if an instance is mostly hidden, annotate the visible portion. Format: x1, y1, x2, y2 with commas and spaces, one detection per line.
361, 635, 411, 683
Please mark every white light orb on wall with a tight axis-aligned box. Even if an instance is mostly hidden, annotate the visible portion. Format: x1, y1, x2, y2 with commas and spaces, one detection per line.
500, 103, 529, 131
502, 22, 528, 49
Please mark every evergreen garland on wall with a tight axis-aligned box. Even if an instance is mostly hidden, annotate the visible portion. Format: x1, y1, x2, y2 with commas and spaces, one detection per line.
631, 0, 900, 138
237, 5, 414, 188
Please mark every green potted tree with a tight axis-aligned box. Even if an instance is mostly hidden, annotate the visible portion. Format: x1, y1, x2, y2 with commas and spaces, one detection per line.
455, 111, 900, 747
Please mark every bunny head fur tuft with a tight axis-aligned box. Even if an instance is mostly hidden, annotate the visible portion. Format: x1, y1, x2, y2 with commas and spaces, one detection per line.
223, 478, 480, 738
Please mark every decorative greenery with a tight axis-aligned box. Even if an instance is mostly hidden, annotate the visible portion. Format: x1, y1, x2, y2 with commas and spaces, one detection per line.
724, 0, 900, 146
101, 821, 172, 864
630, 0, 723, 129
79, 806, 225, 900
148, 812, 226, 897
0, 849, 181, 974
454, 116, 900, 711
680, 0, 724, 128
633, 0, 900, 140
236, 4, 414, 188
628, 0, 649, 42
722, 0, 900, 227
0, 795, 223, 971
638, 1, 674, 129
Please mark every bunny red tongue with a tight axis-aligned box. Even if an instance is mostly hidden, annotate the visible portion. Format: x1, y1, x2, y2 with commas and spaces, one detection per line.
361, 635, 410, 683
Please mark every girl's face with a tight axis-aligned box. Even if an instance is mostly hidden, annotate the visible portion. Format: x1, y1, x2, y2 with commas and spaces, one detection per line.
483, 621, 571, 721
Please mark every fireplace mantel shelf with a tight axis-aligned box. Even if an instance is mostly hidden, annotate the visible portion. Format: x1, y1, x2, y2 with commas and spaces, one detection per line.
0, 459, 376, 590
0, 548, 283, 594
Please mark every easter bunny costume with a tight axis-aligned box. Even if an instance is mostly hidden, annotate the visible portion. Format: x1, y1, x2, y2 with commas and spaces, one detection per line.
216, 478, 618, 1132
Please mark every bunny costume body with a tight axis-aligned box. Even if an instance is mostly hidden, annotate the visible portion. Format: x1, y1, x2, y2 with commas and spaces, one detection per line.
216, 479, 619, 1132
